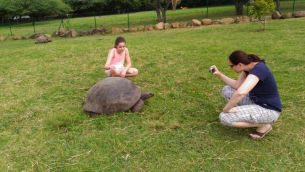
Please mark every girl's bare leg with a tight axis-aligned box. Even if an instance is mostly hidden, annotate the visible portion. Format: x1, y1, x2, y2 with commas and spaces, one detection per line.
126, 68, 138, 77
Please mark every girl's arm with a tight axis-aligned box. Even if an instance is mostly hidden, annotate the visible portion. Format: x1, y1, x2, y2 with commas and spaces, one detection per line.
104, 49, 114, 69
223, 74, 259, 112
121, 48, 131, 77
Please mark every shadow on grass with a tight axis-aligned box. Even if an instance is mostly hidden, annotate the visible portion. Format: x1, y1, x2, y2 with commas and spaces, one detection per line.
205, 121, 254, 140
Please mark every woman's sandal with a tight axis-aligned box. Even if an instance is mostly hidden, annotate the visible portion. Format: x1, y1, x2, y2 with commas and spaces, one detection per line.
249, 126, 272, 140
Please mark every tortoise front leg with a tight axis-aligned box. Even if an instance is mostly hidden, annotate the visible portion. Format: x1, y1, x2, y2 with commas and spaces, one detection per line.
131, 99, 144, 112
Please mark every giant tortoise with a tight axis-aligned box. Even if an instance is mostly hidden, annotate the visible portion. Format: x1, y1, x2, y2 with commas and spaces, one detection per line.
83, 77, 154, 115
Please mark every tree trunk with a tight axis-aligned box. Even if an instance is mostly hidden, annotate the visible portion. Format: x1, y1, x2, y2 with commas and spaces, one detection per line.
275, 0, 281, 12
234, 0, 244, 15
155, 0, 162, 22
161, 8, 166, 23
155, 0, 172, 23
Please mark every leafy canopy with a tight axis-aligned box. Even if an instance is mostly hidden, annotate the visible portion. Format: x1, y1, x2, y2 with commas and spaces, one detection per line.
0, 0, 71, 18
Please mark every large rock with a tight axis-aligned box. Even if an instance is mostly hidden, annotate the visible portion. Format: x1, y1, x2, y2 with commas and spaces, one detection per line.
11, 35, 24, 40
293, 11, 305, 18
235, 16, 250, 23
29, 33, 45, 39
112, 27, 123, 34
64, 29, 78, 37
281, 12, 292, 19
144, 25, 154, 31
35, 35, 52, 43
57, 27, 66, 37
129, 27, 138, 32
201, 19, 212, 25
171, 22, 180, 28
79, 31, 91, 36
164, 23, 171, 30
272, 11, 281, 19
91, 28, 107, 34
220, 18, 235, 24
137, 25, 145, 31
192, 19, 201, 26
155, 22, 164, 30
123, 28, 129, 32
179, 22, 188, 28
0, 35, 7, 41
265, 15, 272, 21
212, 19, 221, 24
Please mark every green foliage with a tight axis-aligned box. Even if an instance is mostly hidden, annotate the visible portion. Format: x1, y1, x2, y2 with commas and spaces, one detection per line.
64, 0, 150, 15
248, 0, 275, 21
248, 0, 275, 30
0, 0, 71, 18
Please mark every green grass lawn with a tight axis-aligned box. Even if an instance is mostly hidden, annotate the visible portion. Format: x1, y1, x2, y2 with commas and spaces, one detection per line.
0, 18, 305, 171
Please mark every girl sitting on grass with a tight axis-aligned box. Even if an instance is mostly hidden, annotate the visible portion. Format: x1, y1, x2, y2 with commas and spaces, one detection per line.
104, 36, 138, 77
210, 50, 282, 140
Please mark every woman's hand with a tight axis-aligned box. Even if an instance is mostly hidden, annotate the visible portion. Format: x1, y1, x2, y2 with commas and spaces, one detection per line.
209, 65, 220, 75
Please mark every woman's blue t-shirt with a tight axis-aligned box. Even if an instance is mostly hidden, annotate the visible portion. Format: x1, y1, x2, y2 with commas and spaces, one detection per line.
249, 62, 282, 112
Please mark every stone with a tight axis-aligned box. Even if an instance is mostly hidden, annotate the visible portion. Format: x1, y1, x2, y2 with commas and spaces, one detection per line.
129, 27, 138, 32
29, 33, 44, 39
79, 31, 91, 36
112, 27, 123, 34
179, 22, 188, 28
235, 16, 250, 23
192, 19, 201, 26
35, 35, 52, 43
0, 35, 7, 41
201, 19, 212, 25
144, 25, 154, 31
64, 29, 78, 37
155, 22, 164, 30
137, 25, 145, 31
164, 23, 171, 30
57, 27, 66, 37
272, 11, 281, 19
220, 18, 235, 24
293, 11, 305, 18
91, 28, 107, 34
171, 22, 180, 28
281, 12, 292, 19
11, 35, 22, 40
212, 19, 221, 24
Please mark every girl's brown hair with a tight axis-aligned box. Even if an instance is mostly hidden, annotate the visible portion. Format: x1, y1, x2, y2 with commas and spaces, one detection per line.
114, 36, 126, 48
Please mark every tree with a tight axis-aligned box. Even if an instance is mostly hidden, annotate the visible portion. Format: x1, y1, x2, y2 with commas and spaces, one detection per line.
154, 0, 180, 23
234, 0, 249, 15
0, 0, 70, 33
274, 0, 280, 12
0, 0, 70, 18
64, 0, 107, 15
233, 0, 279, 16
248, 0, 275, 31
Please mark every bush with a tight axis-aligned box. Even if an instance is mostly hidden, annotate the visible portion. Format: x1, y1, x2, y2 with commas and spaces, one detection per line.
248, 0, 275, 30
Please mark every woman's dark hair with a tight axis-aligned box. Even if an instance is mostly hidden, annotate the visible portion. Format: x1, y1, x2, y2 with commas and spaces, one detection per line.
229, 50, 265, 65
114, 36, 126, 47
